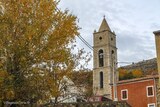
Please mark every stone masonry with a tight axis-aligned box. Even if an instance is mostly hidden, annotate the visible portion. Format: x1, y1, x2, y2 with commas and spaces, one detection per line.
93, 18, 117, 99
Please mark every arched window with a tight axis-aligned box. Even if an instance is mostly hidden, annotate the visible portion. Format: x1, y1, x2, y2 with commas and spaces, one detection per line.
100, 71, 103, 88
99, 49, 104, 67
111, 50, 114, 54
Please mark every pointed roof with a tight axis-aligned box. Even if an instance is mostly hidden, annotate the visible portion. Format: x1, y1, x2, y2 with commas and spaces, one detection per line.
98, 17, 111, 32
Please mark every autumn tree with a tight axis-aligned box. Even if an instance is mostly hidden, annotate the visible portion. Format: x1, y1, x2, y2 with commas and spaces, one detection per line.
118, 68, 135, 80
132, 69, 143, 78
0, 0, 88, 105
118, 68, 128, 80
70, 70, 93, 98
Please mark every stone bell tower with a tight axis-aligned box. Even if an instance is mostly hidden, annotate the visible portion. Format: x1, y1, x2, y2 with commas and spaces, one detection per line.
93, 17, 117, 99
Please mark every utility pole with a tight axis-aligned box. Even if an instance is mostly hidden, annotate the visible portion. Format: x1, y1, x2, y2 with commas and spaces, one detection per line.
112, 57, 118, 101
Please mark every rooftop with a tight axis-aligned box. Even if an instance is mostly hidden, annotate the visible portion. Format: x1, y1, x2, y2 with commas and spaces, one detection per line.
117, 75, 159, 85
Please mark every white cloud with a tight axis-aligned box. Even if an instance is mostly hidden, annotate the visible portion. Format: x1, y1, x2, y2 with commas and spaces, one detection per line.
59, 0, 160, 69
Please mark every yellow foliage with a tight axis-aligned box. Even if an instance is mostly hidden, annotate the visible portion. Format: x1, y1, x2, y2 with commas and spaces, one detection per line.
118, 68, 128, 80
0, 0, 79, 103
6, 90, 15, 100
132, 69, 143, 78
0, 70, 8, 85
0, 70, 8, 77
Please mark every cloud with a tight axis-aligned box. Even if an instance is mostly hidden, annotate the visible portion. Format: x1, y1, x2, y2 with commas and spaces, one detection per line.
59, 0, 160, 69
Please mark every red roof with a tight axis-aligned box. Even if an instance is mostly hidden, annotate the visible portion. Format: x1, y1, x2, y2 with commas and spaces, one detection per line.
116, 75, 159, 85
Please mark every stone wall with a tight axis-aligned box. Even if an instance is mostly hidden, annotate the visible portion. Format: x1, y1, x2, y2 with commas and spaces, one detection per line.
47, 101, 131, 107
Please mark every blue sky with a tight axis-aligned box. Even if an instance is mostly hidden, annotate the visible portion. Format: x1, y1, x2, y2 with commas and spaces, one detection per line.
59, 0, 160, 69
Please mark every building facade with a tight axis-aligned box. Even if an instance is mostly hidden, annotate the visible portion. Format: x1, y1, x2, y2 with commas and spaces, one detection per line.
93, 17, 118, 99
112, 76, 158, 107
153, 30, 160, 106
154, 31, 160, 80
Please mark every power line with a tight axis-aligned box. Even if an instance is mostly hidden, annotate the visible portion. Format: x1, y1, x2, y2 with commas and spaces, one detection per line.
55, 3, 93, 50
118, 62, 133, 64
76, 35, 140, 66
55, 5, 93, 51
78, 35, 93, 50
77, 35, 93, 50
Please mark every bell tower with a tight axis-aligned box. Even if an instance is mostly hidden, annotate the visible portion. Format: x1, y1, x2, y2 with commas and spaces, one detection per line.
93, 17, 117, 99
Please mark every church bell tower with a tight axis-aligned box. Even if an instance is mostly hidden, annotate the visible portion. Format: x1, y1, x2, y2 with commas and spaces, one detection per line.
93, 17, 117, 99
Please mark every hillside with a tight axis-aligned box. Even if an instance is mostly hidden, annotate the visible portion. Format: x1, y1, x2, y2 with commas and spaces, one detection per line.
118, 58, 158, 80
119, 58, 158, 76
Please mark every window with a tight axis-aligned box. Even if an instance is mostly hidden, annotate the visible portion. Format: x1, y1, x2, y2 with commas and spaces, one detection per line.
100, 72, 103, 88
111, 37, 113, 41
121, 89, 128, 100
148, 103, 155, 107
99, 49, 104, 67
99, 37, 102, 40
147, 86, 154, 97
111, 50, 114, 54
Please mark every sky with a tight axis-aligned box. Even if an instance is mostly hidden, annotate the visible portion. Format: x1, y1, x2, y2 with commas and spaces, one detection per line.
59, 0, 160, 69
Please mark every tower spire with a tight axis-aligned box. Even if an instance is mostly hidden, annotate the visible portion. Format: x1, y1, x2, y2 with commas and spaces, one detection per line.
98, 17, 111, 32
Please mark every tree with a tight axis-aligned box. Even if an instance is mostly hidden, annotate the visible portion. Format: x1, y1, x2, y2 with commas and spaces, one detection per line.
118, 68, 128, 80
125, 72, 134, 80
132, 69, 143, 78
0, 0, 85, 105
118, 68, 134, 80
70, 70, 93, 98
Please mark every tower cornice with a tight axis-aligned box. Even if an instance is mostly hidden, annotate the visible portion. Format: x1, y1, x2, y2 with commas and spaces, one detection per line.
93, 44, 117, 49
94, 30, 116, 36
153, 30, 160, 35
